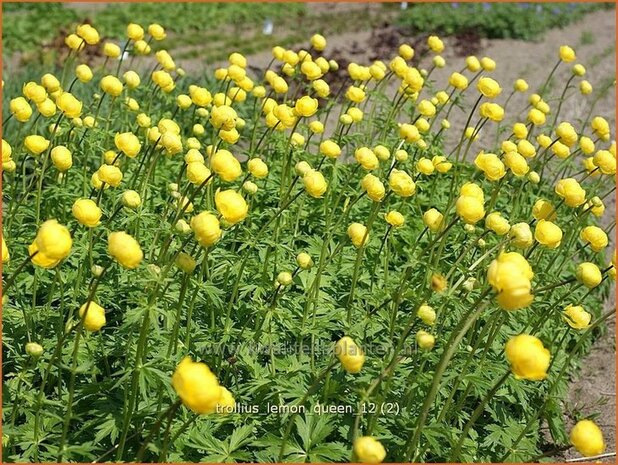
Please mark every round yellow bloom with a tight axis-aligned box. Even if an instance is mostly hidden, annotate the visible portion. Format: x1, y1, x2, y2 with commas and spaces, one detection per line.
514, 78, 528, 92
108, 231, 143, 269
348, 223, 369, 248
353, 436, 385, 464
416, 330, 435, 350
172, 357, 222, 414
72, 198, 102, 228
591, 116, 610, 141
416, 158, 434, 175
121, 190, 142, 209
191, 212, 221, 247
210, 149, 242, 182
361, 174, 385, 202
247, 158, 268, 179
100, 75, 124, 97
503, 151, 529, 177
532, 199, 557, 221
466, 55, 481, 72
215, 189, 248, 225
335, 336, 365, 373
186, 162, 211, 185
76, 23, 99, 45
114, 132, 141, 158
399, 123, 421, 143
474, 152, 505, 181
417, 99, 436, 117
479, 102, 504, 122
78, 301, 106, 332
487, 252, 534, 311
103, 42, 121, 58
50, 146, 72, 172
427, 35, 444, 53
563, 305, 591, 330
41, 73, 61, 92
509, 222, 533, 249
355, 147, 379, 171
477, 77, 501, 99
527, 108, 546, 126
505, 334, 550, 380
295, 95, 319, 117
593, 150, 616, 175
123, 70, 141, 89
24, 135, 50, 155
33, 220, 72, 265
456, 195, 485, 224
555, 178, 586, 207
127, 23, 144, 41
97, 165, 123, 187
432, 155, 452, 173
296, 252, 313, 269
75, 64, 93, 83
485, 212, 510, 236
2, 235, 9, 264
580, 226, 608, 252
303, 169, 328, 198
423, 208, 444, 233
534, 220, 562, 249
576, 262, 602, 288
23, 82, 47, 103
9, 97, 32, 122
559, 45, 576, 62
580, 80, 593, 95
388, 169, 415, 197
399, 43, 414, 60
570, 420, 605, 457
56, 92, 82, 119
416, 304, 436, 325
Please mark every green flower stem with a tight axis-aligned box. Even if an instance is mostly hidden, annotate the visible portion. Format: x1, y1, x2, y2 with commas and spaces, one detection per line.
57, 267, 107, 461
405, 289, 491, 461
346, 199, 383, 326
450, 370, 511, 460
157, 400, 183, 462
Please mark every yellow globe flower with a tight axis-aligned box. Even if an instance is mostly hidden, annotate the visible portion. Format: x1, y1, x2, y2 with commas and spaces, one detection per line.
534, 220, 562, 249
388, 169, 416, 197
247, 158, 268, 179
303, 169, 328, 198
296, 252, 313, 269
51, 146, 73, 172
532, 199, 557, 221
294, 95, 319, 117
580, 226, 608, 252
100, 75, 124, 97
385, 210, 404, 228
477, 77, 501, 99
361, 174, 385, 202
335, 336, 365, 374
107, 231, 143, 269
416, 330, 435, 350
423, 208, 444, 233
559, 45, 576, 62
191, 212, 222, 247
24, 135, 50, 155
485, 212, 510, 236
487, 252, 534, 311
416, 304, 436, 325
427, 35, 444, 53
355, 147, 379, 171
474, 152, 505, 181
78, 301, 106, 332
479, 102, 504, 122
121, 190, 142, 209
114, 132, 141, 158
72, 199, 102, 228
172, 357, 222, 414
505, 334, 550, 380
215, 189, 248, 225
456, 195, 485, 224
348, 223, 369, 248
555, 178, 586, 207
570, 420, 605, 457
211, 149, 242, 182
563, 305, 591, 330
576, 262, 602, 289
353, 436, 386, 464
186, 162, 211, 186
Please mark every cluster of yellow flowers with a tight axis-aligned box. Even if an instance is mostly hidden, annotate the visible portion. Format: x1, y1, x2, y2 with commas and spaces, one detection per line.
2, 20, 615, 462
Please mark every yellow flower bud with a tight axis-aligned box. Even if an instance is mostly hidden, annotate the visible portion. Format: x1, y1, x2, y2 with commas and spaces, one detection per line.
388, 169, 415, 197
487, 252, 534, 310
423, 208, 444, 233
335, 336, 365, 374
24, 135, 50, 155
580, 226, 608, 252
303, 169, 328, 198
215, 189, 248, 225
296, 252, 313, 269
555, 178, 586, 207
353, 436, 386, 464
121, 190, 142, 209
211, 149, 242, 182
477, 77, 501, 99
30, 220, 72, 268
563, 305, 591, 330
416, 330, 435, 350
72, 198, 102, 228
416, 304, 436, 325
100, 75, 123, 97
559, 45, 576, 62
534, 220, 563, 249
